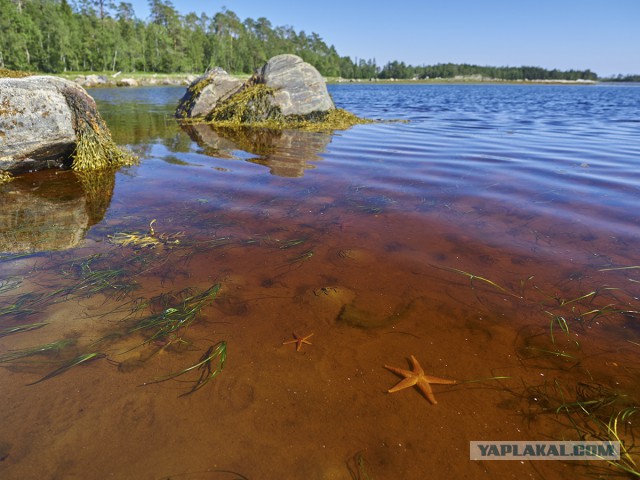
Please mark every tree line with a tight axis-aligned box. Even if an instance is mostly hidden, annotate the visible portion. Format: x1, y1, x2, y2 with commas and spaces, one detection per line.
377, 61, 598, 81
0, 0, 618, 81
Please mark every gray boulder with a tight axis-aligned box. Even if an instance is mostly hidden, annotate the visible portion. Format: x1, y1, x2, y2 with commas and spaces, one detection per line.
116, 78, 138, 87
251, 54, 335, 116
0, 75, 133, 174
176, 55, 335, 121
0, 76, 82, 173
176, 67, 244, 118
81, 74, 109, 87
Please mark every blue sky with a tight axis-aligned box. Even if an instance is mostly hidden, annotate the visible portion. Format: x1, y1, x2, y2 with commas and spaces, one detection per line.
128, 0, 639, 76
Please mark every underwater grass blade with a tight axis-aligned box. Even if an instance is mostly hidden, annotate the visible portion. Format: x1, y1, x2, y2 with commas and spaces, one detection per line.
589, 407, 640, 476
130, 284, 221, 344
179, 341, 227, 397
457, 376, 511, 385
76, 269, 128, 295
432, 265, 521, 298
141, 341, 227, 396
598, 265, 640, 272
287, 249, 314, 265
347, 451, 374, 480
0, 278, 22, 294
0, 339, 75, 363
56, 253, 135, 300
277, 238, 307, 249
524, 347, 577, 359
0, 288, 65, 319
546, 311, 570, 345
27, 353, 106, 386
0, 322, 47, 338
0, 302, 37, 318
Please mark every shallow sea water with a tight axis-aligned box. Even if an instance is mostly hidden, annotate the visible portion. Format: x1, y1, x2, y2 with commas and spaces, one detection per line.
1, 83, 639, 479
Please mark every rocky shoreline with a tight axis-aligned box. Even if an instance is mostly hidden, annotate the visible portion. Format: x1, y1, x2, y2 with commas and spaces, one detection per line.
64, 72, 200, 88
59, 73, 600, 88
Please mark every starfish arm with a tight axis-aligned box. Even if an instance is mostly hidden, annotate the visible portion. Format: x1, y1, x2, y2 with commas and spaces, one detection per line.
409, 355, 425, 376
384, 365, 414, 377
387, 376, 419, 393
416, 379, 438, 404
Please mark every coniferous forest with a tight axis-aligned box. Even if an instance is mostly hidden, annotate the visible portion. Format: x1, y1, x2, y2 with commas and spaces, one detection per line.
0, 0, 615, 81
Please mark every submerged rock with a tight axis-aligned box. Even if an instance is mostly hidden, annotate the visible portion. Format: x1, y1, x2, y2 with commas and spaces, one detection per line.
176, 55, 337, 124
182, 123, 332, 177
0, 169, 114, 253
0, 75, 134, 176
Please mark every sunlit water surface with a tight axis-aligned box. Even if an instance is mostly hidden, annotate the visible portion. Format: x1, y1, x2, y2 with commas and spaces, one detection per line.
1, 83, 639, 479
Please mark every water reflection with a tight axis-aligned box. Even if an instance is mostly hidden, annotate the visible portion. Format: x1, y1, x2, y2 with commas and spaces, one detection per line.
183, 124, 332, 177
0, 169, 114, 253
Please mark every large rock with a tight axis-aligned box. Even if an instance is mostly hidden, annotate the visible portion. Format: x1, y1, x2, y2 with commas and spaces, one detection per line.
176, 55, 335, 121
176, 67, 243, 119
0, 76, 88, 172
252, 54, 335, 116
0, 75, 133, 174
79, 74, 109, 87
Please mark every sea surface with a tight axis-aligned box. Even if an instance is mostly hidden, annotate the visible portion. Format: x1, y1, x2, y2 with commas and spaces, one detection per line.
1, 83, 639, 479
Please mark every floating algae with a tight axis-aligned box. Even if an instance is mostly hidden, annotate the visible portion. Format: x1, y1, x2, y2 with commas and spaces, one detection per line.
0, 171, 12, 184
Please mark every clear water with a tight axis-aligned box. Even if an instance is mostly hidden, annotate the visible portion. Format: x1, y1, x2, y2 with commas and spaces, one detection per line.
1, 83, 639, 479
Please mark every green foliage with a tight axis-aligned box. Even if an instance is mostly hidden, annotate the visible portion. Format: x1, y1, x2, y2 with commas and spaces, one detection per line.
0, 0, 352, 77
604, 74, 640, 82
0, 1, 629, 80
378, 61, 599, 82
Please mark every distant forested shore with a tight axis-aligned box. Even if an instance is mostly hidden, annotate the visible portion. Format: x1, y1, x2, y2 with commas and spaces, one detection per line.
1, 0, 636, 82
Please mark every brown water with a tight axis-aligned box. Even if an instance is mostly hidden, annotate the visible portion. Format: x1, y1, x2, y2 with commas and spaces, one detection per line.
1, 84, 639, 479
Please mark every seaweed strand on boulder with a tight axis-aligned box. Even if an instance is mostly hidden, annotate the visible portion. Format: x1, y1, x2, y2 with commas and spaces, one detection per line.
205, 84, 283, 124
0, 171, 12, 185
62, 86, 137, 171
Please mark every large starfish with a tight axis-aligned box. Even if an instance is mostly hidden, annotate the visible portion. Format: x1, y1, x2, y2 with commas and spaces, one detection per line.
282, 332, 314, 352
384, 355, 456, 404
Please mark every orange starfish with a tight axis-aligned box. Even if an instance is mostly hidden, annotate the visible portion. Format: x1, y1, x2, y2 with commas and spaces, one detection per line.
385, 355, 456, 404
282, 332, 314, 352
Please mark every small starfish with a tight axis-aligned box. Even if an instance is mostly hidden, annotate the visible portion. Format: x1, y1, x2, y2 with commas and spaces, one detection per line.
282, 332, 314, 352
385, 355, 456, 404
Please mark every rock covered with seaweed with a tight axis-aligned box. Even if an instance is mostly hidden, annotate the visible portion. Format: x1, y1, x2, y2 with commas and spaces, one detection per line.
0, 75, 135, 181
175, 67, 244, 119
176, 54, 369, 131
